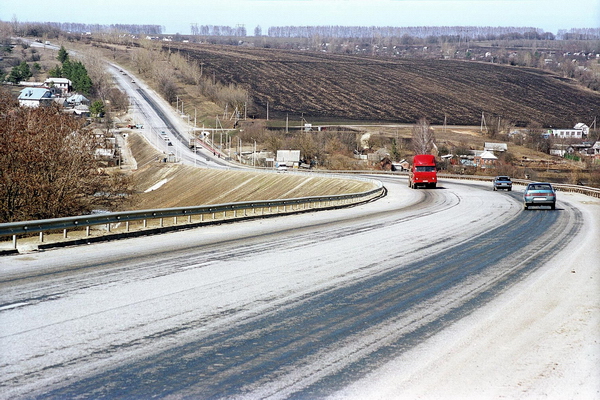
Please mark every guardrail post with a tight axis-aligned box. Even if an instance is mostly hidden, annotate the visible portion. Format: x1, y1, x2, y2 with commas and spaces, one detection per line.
188, 215, 191, 223
174, 216, 178, 225
86, 226, 91, 236
159, 218, 164, 228
12, 235, 17, 249
143, 219, 147, 228
126, 221, 130, 232
63, 229, 68, 239
39, 231, 44, 243
107, 223, 111, 233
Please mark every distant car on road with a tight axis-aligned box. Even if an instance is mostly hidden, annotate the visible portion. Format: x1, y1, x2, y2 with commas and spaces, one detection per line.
493, 176, 512, 191
523, 182, 556, 210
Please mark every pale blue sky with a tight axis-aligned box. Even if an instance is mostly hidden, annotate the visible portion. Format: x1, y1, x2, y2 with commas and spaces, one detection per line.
1, 0, 598, 35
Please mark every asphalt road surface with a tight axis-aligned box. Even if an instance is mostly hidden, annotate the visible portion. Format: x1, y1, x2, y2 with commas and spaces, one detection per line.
0, 178, 592, 399
108, 63, 232, 169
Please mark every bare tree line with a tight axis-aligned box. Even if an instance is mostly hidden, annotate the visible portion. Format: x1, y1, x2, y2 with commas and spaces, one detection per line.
130, 40, 250, 112
3, 18, 599, 40
190, 24, 247, 37
45, 22, 162, 35
266, 25, 550, 40
2, 20, 163, 37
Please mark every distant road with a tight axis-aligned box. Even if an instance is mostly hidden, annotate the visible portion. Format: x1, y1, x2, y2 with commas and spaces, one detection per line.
107, 63, 233, 169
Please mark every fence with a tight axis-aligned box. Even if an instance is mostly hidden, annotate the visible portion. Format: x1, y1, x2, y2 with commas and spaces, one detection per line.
0, 180, 384, 252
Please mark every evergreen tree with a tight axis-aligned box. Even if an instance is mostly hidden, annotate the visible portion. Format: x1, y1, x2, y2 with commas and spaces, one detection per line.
89, 100, 105, 117
7, 61, 32, 83
47, 64, 62, 78
70, 61, 92, 94
58, 59, 92, 94
57, 46, 69, 63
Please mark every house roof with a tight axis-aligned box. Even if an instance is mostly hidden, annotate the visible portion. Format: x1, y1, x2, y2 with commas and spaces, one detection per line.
484, 142, 508, 151
18, 88, 52, 101
67, 94, 89, 103
479, 150, 498, 160
44, 78, 72, 85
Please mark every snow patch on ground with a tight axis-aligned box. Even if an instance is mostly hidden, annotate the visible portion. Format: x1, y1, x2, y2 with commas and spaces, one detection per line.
143, 178, 169, 192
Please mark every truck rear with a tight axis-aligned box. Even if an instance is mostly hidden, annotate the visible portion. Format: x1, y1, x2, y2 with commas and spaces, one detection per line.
409, 154, 437, 189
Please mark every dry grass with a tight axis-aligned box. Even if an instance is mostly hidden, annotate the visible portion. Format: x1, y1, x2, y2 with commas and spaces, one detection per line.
125, 133, 376, 210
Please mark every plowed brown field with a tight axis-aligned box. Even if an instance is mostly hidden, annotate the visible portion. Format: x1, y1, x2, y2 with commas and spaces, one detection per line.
170, 43, 600, 127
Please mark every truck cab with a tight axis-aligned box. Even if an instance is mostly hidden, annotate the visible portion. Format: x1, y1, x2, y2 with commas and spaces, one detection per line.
409, 154, 437, 189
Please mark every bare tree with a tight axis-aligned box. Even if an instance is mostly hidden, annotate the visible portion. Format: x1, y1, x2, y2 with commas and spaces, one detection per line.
412, 118, 435, 154
0, 90, 130, 222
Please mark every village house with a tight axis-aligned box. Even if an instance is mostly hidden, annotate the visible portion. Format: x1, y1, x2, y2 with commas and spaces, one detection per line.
545, 123, 589, 139
66, 94, 90, 106
484, 142, 508, 152
474, 150, 498, 168
44, 77, 72, 96
592, 141, 600, 157
17, 88, 53, 108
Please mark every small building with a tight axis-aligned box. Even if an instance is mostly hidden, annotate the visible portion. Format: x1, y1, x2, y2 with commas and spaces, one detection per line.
474, 150, 498, 168
44, 78, 72, 96
276, 150, 301, 168
18, 88, 53, 108
550, 144, 570, 157
567, 142, 595, 155
545, 123, 589, 139
66, 94, 90, 106
484, 142, 508, 152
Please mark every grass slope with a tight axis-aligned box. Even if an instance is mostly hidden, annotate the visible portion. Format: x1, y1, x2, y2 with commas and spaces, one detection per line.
126, 133, 377, 210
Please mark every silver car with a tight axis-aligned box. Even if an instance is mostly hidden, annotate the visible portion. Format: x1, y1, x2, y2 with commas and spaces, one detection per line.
493, 176, 512, 191
523, 182, 556, 210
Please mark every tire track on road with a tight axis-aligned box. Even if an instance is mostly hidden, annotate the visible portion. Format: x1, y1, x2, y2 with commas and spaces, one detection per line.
35, 191, 582, 399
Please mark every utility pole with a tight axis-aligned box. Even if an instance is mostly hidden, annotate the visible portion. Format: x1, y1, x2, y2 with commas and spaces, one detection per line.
443, 114, 447, 134
481, 112, 487, 133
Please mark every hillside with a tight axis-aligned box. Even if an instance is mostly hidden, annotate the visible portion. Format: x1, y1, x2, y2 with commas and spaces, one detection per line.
170, 43, 600, 127
124, 133, 377, 210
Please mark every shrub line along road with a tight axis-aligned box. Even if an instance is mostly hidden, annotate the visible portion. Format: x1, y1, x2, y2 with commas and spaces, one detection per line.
1, 178, 598, 398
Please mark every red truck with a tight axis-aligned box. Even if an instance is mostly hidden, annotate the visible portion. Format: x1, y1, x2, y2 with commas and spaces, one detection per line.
409, 154, 437, 189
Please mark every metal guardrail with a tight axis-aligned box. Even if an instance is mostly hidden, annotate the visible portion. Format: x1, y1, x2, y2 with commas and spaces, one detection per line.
306, 169, 600, 199
435, 173, 600, 198
0, 180, 384, 251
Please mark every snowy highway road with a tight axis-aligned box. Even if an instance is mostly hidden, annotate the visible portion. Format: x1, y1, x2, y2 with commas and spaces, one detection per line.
1, 177, 598, 399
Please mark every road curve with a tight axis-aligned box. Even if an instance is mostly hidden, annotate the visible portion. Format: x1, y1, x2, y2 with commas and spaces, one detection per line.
0, 177, 590, 399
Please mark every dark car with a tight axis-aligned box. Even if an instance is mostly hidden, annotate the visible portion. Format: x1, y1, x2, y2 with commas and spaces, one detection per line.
523, 182, 556, 210
493, 176, 512, 191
